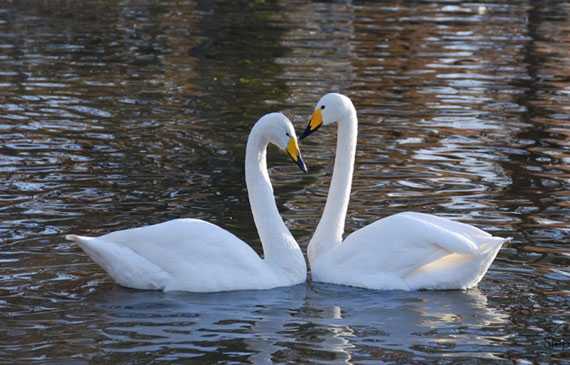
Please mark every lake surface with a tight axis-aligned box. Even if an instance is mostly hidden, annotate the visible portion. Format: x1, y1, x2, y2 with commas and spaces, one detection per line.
1, 0, 569, 363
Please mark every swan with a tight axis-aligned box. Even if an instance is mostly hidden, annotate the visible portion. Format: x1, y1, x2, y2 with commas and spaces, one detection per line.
300, 93, 510, 290
66, 112, 308, 292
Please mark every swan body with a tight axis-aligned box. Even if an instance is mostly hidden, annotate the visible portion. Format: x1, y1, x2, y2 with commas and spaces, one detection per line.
311, 212, 506, 290
67, 113, 308, 292
66, 219, 284, 292
301, 93, 510, 290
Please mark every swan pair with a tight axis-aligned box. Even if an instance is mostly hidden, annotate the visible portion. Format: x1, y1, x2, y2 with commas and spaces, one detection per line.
67, 93, 510, 292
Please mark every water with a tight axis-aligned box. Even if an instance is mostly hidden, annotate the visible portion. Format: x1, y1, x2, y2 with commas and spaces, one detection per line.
0, 0, 569, 363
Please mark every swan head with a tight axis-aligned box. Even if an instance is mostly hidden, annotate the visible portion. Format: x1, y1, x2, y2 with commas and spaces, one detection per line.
258, 112, 308, 173
300, 93, 355, 140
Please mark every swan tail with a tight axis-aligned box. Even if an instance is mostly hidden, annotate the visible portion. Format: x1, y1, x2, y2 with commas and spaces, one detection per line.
66, 234, 93, 243
67, 234, 170, 290
478, 236, 511, 255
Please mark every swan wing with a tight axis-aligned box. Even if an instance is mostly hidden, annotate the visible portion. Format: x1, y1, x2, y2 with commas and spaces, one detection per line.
67, 218, 272, 292
389, 212, 482, 254
337, 212, 489, 275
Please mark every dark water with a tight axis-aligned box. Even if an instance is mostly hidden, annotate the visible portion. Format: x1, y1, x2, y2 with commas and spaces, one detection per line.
1, 0, 569, 363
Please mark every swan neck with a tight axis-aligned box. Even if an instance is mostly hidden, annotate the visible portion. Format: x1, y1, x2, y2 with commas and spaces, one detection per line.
309, 111, 357, 263
245, 131, 305, 273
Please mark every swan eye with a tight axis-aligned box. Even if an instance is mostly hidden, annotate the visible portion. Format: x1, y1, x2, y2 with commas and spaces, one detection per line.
321, 105, 325, 110
285, 132, 290, 137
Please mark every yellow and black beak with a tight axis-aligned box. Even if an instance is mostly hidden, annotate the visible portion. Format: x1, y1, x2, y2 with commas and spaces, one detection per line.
300, 108, 323, 140
286, 137, 308, 173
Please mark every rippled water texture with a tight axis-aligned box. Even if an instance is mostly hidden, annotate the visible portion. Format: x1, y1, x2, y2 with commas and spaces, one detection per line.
1, 1, 569, 363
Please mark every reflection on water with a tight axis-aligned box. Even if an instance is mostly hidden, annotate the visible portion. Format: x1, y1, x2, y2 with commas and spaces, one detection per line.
0, 0, 569, 363
87, 284, 507, 363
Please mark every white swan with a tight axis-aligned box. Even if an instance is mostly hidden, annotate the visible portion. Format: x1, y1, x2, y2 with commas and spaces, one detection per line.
66, 113, 308, 292
300, 93, 510, 290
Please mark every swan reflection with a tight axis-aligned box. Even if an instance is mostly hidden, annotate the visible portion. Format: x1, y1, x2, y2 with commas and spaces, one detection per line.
91, 283, 507, 362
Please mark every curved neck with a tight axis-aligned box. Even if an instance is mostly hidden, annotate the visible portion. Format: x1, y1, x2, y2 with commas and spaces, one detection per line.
245, 131, 305, 274
308, 111, 357, 263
